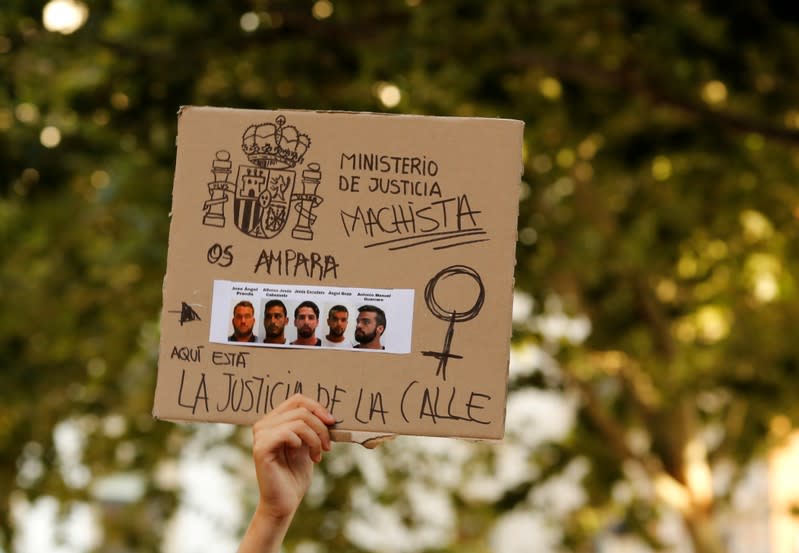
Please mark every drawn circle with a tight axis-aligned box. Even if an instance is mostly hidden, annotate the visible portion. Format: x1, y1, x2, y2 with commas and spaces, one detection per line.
258, 190, 272, 209
424, 265, 484, 323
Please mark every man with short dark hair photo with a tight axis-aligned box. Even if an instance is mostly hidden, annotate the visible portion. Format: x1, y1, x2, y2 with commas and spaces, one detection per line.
263, 299, 289, 345
229, 300, 258, 342
292, 300, 322, 346
322, 305, 351, 348
353, 305, 386, 350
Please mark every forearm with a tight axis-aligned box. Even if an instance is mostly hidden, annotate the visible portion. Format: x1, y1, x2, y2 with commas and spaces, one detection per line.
238, 503, 296, 553
242, 395, 334, 551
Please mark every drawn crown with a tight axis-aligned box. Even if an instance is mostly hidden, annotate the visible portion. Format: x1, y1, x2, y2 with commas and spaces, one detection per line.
241, 115, 311, 169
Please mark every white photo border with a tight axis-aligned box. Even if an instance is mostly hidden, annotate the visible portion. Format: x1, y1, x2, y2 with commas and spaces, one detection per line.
210, 280, 414, 354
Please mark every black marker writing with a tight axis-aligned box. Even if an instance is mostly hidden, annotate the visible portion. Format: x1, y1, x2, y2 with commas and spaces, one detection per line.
217, 372, 264, 413
169, 302, 201, 326
177, 369, 209, 415
211, 350, 249, 368
207, 243, 234, 267
316, 383, 346, 423
340, 195, 483, 251
174, 371, 495, 428
254, 248, 339, 281
421, 265, 485, 381
354, 388, 388, 424
170, 345, 204, 363
367, 177, 441, 197
340, 152, 439, 177
400, 381, 491, 425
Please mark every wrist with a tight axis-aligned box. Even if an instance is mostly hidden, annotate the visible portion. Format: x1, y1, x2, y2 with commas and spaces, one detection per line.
255, 499, 297, 527
238, 503, 296, 553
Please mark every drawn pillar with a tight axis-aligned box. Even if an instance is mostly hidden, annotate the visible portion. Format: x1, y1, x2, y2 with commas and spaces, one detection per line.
291, 162, 323, 240
202, 150, 233, 227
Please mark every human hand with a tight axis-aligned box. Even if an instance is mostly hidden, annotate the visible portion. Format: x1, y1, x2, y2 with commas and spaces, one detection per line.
252, 393, 335, 520
240, 394, 335, 553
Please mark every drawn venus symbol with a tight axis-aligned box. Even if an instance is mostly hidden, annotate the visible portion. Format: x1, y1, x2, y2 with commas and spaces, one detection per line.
421, 265, 485, 381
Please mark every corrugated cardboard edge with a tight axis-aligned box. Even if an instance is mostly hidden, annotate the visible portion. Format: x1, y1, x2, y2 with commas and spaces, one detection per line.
151, 413, 397, 447
328, 431, 503, 448
330, 430, 397, 448
152, 415, 502, 447
175, 104, 523, 124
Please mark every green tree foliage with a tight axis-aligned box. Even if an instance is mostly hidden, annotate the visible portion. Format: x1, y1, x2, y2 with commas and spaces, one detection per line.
3, 1, 799, 551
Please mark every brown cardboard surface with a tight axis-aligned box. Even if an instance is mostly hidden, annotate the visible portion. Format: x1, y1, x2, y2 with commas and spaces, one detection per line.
154, 107, 523, 440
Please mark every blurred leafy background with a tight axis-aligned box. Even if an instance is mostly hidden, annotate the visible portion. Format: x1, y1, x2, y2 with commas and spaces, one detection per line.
3, 1, 799, 552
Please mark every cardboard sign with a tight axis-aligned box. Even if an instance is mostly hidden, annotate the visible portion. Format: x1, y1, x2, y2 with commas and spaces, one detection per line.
153, 107, 523, 440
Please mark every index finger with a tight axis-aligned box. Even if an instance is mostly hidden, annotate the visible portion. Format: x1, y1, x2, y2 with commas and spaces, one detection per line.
272, 393, 336, 426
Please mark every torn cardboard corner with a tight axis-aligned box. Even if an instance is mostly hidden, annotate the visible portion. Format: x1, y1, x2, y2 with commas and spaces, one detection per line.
154, 106, 524, 441
330, 430, 397, 449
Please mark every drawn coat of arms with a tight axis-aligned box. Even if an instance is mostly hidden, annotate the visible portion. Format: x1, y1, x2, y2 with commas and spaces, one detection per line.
202, 115, 323, 241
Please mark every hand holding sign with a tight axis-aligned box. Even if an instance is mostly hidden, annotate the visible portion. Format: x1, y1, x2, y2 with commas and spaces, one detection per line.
239, 394, 335, 553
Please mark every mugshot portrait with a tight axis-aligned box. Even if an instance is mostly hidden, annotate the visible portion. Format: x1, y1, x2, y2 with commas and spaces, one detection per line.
352, 304, 387, 350
260, 298, 290, 346
210, 281, 414, 354
228, 299, 258, 343
290, 300, 323, 347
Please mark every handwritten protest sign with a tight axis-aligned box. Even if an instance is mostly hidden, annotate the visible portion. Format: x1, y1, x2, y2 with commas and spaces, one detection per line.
153, 107, 524, 440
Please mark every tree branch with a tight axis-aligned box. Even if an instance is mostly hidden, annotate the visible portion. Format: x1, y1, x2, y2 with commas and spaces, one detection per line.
562, 368, 665, 478
509, 51, 799, 147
